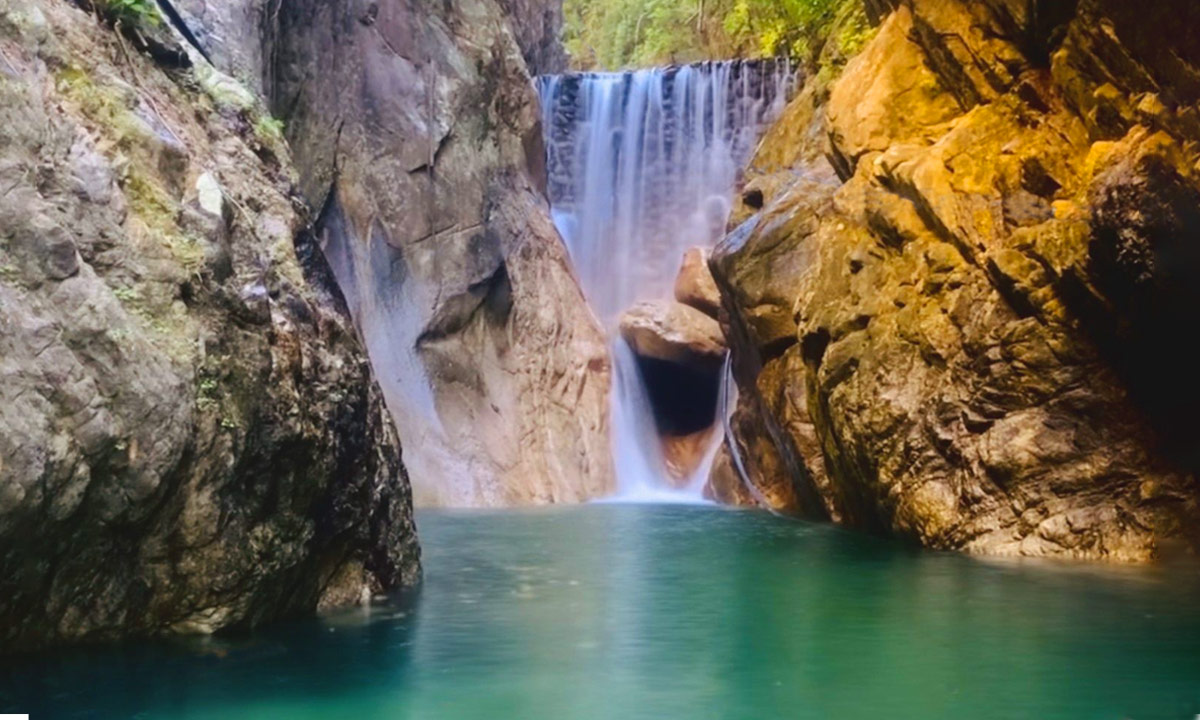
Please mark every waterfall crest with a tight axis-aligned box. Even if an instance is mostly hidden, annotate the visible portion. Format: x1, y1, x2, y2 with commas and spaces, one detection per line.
538, 60, 792, 501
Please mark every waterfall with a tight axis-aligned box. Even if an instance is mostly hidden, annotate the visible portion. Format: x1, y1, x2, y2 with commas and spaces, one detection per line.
608, 337, 672, 501
538, 60, 792, 501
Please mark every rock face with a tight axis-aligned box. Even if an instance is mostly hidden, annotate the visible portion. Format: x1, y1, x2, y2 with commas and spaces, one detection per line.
496, 0, 567, 75
0, 0, 418, 652
659, 428, 720, 487
713, 0, 1200, 560
270, 0, 613, 506
674, 247, 722, 318
171, 0, 268, 93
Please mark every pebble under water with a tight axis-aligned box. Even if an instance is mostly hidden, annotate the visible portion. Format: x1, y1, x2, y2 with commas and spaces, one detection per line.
4, 505, 1200, 719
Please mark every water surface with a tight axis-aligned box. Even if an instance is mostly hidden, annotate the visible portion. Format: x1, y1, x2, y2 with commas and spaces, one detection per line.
4, 505, 1200, 719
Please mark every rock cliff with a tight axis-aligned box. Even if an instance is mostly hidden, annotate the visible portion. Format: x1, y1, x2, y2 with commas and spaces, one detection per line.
713, 0, 1200, 560
270, 0, 613, 506
0, 0, 418, 651
497, 0, 567, 75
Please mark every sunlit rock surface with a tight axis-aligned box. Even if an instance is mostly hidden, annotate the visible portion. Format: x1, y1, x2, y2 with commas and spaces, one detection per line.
713, 0, 1200, 560
674, 247, 722, 318
0, 0, 418, 652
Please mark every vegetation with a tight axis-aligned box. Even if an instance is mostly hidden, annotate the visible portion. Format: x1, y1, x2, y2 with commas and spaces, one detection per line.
563, 0, 865, 70
111, 285, 142, 303
97, 0, 160, 27
253, 114, 286, 143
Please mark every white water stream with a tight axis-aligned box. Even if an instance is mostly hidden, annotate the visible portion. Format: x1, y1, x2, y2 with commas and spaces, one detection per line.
538, 61, 792, 501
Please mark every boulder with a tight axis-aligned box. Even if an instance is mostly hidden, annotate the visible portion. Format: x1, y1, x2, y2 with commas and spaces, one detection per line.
619, 300, 726, 371
674, 247, 722, 318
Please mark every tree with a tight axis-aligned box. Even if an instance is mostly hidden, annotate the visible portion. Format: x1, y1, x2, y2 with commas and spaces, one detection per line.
563, 0, 854, 70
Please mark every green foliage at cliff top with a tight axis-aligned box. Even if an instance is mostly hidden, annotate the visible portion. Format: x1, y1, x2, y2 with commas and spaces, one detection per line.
564, 0, 861, 70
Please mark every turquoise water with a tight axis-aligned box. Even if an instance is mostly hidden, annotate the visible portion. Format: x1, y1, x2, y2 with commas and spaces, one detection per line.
4, 504, 1200, 719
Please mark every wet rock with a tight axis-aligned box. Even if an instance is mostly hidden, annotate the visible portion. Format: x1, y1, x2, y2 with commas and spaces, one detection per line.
661, 427, 719, 486
619, 300, 726, 372
704, 444, 758, 507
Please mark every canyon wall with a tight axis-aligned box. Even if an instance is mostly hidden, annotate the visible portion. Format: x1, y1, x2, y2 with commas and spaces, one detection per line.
269, 0, 613, 506
498, 0, 568, 75
713, 0, 1200, 560
0, 0, 418, 652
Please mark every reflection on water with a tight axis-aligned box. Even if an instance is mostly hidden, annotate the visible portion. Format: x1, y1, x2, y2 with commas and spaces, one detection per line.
4, 505, 1200, 719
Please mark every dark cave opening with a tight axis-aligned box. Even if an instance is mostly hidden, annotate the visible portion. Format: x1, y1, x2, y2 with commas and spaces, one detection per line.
635, 355, 722, 437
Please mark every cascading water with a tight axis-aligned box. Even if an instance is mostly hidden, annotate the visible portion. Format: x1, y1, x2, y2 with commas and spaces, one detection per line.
538, 60, 792, 501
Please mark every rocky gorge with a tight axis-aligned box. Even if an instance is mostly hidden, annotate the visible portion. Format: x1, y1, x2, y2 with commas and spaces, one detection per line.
2, 0, 1200, 667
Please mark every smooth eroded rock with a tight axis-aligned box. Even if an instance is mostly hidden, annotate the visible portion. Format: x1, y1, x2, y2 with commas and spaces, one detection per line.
271, 0, 613, 507
619, 300, 726, 371
660, 427, 720, 486
674, 247, 722, 318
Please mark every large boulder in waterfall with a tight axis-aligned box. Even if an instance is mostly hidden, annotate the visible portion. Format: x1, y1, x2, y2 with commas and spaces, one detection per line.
619, 300, 726, 371
711, 0, 1200, 560
0, 1, 418, 652
271, 0, 613, 506
674, 247, 722, 318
